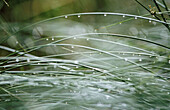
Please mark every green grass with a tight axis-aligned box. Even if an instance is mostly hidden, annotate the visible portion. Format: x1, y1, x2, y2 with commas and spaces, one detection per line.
0, 0, 170, 110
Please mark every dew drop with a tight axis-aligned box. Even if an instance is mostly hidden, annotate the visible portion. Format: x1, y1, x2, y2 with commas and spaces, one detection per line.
169, 60, 170, 64
52, 38, 54, 40
103, 70, 108, 73
71, 46, 74, 48
76, 66, 79, 68
149, 20, 152, 23
78, 72, 84, 75
104, 14, 107, 16
65, 16, 68, 18
123, 15, 125, 17
78, 15, 81, 18
16, 41, 18, 44
105, 95, 110, 99
127, 78, 131, 80
119, 22, 122, 24
16, 58, 19, 62
98, 88, 103, 92
74, 37, 76, 39
135, 16, 137, 19
27, 58, 30, 62
124, 58, 128, 61
122, 103, 127, 107
74, 61, 79, 64
86, 38, 89, 41
139, 59, 142, 62
5, 99, 10, 102
46, 38, 49, 41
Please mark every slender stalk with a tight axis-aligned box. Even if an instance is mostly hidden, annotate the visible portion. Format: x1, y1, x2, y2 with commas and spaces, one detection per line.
135, 0, 170, 31
162, 0, 170, 17
3, 0, 9, 7
153, 0, 170, 31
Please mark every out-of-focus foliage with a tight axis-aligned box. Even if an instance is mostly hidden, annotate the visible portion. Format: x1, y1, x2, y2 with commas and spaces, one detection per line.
0, 0, 170, 110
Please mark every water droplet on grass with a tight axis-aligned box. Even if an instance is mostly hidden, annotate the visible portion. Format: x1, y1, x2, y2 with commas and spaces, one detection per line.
105, 95, 110, 99
123, 15, 125, 17
103, 70, 108, 73
5, 99, 10, 102
65, 16, 68, 18
78, 15, 81, 18
16, 58, 19, 62
46, 38, 48, 41
124, 58, 128, 61
139, 59, 142, 62
135, 16, 137, 19
78, 72, 84, 75
149, 20, 152, 23
98, 88, 102, 92
52, 38, 54, 40
71, 46, 74, 48
104, 14, 107, 16
27, 59, 30, 62
74, 61, 79, 64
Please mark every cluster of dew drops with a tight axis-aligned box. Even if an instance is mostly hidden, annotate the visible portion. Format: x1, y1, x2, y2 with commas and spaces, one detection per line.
12, 13, 170, 75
